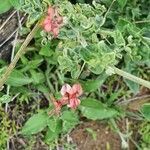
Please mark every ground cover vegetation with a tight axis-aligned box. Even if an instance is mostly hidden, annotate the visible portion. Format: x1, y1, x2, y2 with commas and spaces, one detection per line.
0, 0, 150, 149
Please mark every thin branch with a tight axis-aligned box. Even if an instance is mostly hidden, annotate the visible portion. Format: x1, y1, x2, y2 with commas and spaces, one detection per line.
112, 67, 150, 89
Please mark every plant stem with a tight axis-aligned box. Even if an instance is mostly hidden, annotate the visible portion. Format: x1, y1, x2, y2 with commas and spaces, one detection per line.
112, 67, 150, 89
0, 22, 40, 89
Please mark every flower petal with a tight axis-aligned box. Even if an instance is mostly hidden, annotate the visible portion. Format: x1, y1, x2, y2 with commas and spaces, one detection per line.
43, 16, 51, 25
72, 84, 83, 96
44, 24, 52, 32
60, 84, 71, 96
52, 27, 59, 37
47, 7, 54, 17
67, 98, 80, 109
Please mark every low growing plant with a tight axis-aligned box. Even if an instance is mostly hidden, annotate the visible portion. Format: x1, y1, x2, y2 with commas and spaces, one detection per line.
0, 0, 150, 148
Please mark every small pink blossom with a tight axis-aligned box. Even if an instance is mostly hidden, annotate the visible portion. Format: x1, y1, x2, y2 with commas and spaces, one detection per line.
67, 98, 81, 109
71, 84, 83, 97
42, 6, 63, 37
60, 83, 83, 109
52, 83, 83, 114
47, 7, 54, 16
60, 84, 71, 96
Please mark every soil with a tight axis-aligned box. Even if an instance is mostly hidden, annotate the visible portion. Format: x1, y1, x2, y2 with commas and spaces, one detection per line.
70, 119, 138, 150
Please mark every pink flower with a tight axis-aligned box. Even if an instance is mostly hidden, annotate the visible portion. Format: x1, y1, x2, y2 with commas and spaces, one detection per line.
52, 83, 83, 114
47, 7, 54, 17
60, 83, 83, 109
42, 6, 63, 37
60, 84, 72, 96
71, 84, 83, 97
67, 98, 81, 109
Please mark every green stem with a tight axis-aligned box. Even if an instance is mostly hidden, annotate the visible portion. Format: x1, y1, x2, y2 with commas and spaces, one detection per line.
112, 67, 150, 89
0, 21, 40, 89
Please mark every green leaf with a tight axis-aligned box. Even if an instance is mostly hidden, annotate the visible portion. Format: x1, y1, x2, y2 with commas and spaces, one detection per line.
116, 18, 130, 32
0, 0, 12, 14
141, 103, 150, 120
0, 95, 11, 104
124, 79, 139, 94
82, 73, 107, 92
45, 119, 62, 142
79, 98, 118, 120
61, 110, 78, 122
61, 110, 79, 132
30, 70, 45, 85
21, 111, 49, 135
117, 0, 127, 9
80, 41, 116, 74
113, 30, 125, 46
36, 85, 49, 94
9, 0, 21, 9
39, 43, 53, 57
25, 59, 44, 70
124, 62, 140, 94
47, 117, 58, 132
6, 70, 33, 86
58, 55, 80, 78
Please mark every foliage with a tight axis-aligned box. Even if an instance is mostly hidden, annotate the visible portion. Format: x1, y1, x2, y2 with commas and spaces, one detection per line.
0, 108, 16, 149
21, 111, 49, 135
139, 121, 150, 149
0, 0, 150, 148
79, 98, 118, 120
141, 103, 150, 120
21, 109, 79, 143
0, 0, 21, 14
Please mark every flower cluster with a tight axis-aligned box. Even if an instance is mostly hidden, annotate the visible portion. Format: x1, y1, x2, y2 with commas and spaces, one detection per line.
53, 84, 83, 114
43, 6, 63, 37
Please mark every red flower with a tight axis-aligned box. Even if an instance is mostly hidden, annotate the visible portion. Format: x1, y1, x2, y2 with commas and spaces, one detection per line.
43, 6, 63, 37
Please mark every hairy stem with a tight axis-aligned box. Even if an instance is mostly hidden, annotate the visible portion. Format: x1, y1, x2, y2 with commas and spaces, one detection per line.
0, 22, 40, 89
112, 67, 150, 89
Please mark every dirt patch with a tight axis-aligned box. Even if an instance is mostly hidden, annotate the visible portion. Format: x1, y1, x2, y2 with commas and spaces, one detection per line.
70, 120, 138, 150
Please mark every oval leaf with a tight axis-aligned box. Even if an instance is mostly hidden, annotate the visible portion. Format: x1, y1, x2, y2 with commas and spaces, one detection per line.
79, 98, 118, 120
21, 112, 49, 135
